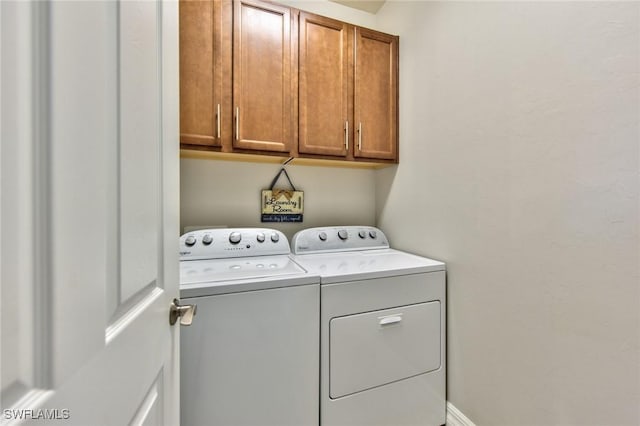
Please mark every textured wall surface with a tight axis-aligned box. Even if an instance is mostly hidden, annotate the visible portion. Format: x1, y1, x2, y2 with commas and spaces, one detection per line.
374, 2, 640, 425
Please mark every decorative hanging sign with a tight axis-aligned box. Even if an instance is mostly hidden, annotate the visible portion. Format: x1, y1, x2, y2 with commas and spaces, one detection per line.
261, 168, 304, 223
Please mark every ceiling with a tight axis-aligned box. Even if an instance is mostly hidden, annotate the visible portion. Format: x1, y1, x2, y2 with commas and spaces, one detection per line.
329, 0, 387, 14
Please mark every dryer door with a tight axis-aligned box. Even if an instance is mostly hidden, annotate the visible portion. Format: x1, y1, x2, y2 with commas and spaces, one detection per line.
329, 301, 441, 399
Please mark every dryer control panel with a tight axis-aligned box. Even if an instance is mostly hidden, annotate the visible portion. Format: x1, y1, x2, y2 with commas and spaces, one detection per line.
291, 226, 389, 255
180, 228, 290, 260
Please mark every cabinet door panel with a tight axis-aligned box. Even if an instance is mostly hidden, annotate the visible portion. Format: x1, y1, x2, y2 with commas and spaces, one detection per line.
354, 28, 398, 161
179, 0, 231, 147
233, 0, 292, 152
298, 12, 350, 157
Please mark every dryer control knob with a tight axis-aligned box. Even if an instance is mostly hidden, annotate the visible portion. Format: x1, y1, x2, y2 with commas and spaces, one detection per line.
270, 232, 280, 243
338, 230, 348, 240
185, 235, 197, 247
256, 233, 265, 243
202, 234, 213, 245
318, 232, 327, 241
229, 232, 242, 244
358, 230, 366, 239
369, 230, 377, 239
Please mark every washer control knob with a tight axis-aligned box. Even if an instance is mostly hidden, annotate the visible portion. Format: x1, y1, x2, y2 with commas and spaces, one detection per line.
369, 230, 377, 239
256, 232, 265, 243
185, 235, 197, 247
338, 230, 348, 240
358, 230, 366, 239
319, 232, 327, 241
202, 234, 213, 245
270, 232, 280, 243
229, 232, 242, 244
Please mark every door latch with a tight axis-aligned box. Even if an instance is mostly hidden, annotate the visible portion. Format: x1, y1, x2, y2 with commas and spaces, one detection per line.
169, 298, 197, 326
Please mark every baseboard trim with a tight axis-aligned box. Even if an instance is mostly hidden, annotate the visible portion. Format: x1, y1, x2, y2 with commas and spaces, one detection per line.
447, 402, 476, 426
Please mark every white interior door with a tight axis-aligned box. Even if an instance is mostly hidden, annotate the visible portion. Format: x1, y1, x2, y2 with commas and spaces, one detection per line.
1, 1, 180, 425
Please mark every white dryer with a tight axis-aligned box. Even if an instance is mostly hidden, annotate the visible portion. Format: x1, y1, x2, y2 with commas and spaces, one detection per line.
180, 228, 319, 426
291, 226, 446, 426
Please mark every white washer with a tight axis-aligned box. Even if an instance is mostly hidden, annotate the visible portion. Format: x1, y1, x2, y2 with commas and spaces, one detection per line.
180, 228, 319, 426
291, 226, 446, 426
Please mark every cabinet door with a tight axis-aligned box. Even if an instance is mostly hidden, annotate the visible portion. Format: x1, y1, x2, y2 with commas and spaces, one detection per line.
233, 0, 292, 152
298, 12, 351, 157
179, 0, 232, 147
354, 27, 398, 161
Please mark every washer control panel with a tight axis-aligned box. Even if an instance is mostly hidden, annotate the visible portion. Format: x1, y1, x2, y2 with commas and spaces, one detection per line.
291, 226, 389, 254
180, 228, 290, 260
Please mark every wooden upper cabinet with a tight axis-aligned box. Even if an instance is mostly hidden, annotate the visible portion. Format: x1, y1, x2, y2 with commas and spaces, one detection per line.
179, 0, 399, 164
298, 12, 351, 158
354, 27, 398, 161
233, 0, 293, 153
298, 19, 399, 162
179, 0, 232, 148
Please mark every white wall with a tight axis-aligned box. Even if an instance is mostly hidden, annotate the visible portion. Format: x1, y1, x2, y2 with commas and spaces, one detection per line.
278, 0, 377, 28
375, 2, 640, 425
180, 158, 376, 237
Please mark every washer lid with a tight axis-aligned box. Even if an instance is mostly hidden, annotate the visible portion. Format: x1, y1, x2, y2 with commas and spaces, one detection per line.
180, 255, 317, 298
180, 255, 306, 285
292, 249, 445, 284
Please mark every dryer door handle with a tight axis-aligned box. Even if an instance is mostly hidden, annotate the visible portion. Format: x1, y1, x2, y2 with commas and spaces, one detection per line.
379, 315, 403, 326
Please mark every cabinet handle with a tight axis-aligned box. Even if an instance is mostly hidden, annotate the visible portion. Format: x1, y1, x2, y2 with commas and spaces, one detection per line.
235, 107, 239, 141
358, 122, 362, 150
216, 103, 221, 139
345, 120, 349, 150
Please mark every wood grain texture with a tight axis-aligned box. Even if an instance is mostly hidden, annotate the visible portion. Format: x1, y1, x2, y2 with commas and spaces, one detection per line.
233, 0, 292, 152
179, 0, 215, 145
298, 12, 350, 157
180, 148, 393, 168
179, 0, 232, 147
354, 27, 398, 161
179, 0, 399, 164
218, 0, 233, 152
290, 8, 300, 157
